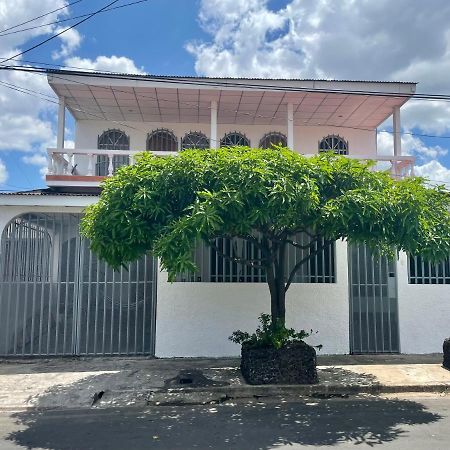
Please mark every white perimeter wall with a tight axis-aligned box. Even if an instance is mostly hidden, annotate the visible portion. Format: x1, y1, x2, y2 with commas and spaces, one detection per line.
155, 240, 350, 357
397, 252, 450, 354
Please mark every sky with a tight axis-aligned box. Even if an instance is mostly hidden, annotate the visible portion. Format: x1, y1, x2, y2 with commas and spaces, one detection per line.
1, 0, 450, 191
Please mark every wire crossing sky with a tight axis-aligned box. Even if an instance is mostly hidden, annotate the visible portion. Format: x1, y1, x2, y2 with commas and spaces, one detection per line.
0, 0, 449, 191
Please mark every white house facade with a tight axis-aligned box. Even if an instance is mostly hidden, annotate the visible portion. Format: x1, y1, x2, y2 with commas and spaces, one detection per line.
0, 70, 448, 358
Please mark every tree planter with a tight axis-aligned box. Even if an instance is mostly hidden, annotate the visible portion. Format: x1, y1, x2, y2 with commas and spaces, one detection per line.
240, 341, 318, 385
444, 338, 450, 370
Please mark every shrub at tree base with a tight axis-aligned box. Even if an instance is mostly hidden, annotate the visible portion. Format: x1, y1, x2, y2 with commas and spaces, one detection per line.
444, 338, 450, 370
241, 341, 318, 385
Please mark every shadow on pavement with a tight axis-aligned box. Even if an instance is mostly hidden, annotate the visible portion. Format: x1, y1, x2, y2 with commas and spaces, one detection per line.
7, 396, 442, 449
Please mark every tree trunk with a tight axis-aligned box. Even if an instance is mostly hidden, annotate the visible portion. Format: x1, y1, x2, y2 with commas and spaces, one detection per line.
267, 239, 287, 326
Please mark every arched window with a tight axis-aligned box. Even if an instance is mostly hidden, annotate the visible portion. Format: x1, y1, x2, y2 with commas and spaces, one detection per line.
181, 131, 210, 150
318, 135, 348, 155
259, 131, 287, 149
96, 129, 130, 176
220, 131, 250, 147
146, 128, 178, 152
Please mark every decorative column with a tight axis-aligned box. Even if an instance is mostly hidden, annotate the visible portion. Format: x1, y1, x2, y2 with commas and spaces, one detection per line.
57, 96, 66, 149
210, 100, 218, 149
393, 106, 401, 156
287, 102, 294, 149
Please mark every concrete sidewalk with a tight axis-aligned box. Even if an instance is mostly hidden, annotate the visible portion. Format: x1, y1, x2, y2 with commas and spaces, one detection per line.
0, 354, 448, 410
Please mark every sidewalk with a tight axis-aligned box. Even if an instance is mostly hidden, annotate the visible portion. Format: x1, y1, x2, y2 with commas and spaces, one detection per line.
0, 354, 448, 410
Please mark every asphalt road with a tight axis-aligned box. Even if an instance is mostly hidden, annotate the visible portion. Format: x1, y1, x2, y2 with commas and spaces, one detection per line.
0, 394, 449, 449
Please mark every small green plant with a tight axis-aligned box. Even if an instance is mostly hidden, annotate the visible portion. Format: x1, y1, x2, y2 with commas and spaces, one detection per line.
229, 313, 317, 350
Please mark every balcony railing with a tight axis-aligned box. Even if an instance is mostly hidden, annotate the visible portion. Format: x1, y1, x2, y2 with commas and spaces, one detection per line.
46, 148, 415, 187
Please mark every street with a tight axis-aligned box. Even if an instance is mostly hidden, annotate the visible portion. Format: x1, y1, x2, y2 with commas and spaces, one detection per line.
0, 393, 449, 449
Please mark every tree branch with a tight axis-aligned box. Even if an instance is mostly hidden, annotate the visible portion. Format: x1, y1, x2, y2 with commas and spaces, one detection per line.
208, 241, 266, 270
284, 239, 332, 292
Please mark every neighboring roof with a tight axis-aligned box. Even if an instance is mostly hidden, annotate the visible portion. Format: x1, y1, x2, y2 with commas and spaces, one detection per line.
0, 189, 98, 197
46, 69, 417, 85
47, 69, 416, 129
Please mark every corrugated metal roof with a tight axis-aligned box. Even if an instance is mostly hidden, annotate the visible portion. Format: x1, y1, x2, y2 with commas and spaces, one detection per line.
0, 189, 98, 197
46, 69, 417, 85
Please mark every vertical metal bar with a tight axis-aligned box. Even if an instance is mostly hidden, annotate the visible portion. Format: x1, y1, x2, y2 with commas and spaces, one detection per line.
13, 217, 25, 354
110, 263, 116, 353
118, 265, 123, 354
102, 257, 108, 354
386, 257, 393, 352
126, 260, 131, 355
134, 259, 139, 354
142, 255, 147, 353
93, 249, 101, 355
364, 245, 370, 352
29, 215, 41, 355
21, 217, 32, 355
38, 214, 48, 355
379, 250, 385, 352
85, 242, 93, 354
371, 252, 377, 352
357, 245, 363, 353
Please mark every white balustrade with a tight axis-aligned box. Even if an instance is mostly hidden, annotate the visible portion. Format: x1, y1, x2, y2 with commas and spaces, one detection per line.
45, 148, 415, 185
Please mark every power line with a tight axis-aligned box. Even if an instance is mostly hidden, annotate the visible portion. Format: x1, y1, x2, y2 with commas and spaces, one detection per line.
4, 67, 450, 144
0, 0, 121, 65
1, 77, 450, 193
0, 0, 150, 38
0, 0, 84, 34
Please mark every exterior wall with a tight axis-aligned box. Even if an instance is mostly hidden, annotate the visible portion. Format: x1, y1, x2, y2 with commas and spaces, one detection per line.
73, 120, 376, 173
155, 240, 350, 357
397, 252, 450, 354
1, 201, 449, 357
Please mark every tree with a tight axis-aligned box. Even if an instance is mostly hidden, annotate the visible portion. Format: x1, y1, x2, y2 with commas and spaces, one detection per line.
81, 147, 450, 326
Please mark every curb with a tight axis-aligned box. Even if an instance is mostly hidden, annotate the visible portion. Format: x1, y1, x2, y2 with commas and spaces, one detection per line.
141, 383, 450, 406
1, 383, 449, 411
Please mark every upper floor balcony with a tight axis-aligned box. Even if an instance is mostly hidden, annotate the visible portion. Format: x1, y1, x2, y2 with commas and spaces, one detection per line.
45, 70, 417, 189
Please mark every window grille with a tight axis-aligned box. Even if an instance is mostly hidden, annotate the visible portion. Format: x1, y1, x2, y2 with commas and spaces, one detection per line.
319, 135, 348, 155
96, 129, 130, 176
147, 128, 178, 152
175, 234, 335, 283
220, 131, 250, 147
181, 131, 210, 150
259, 132, 287, 149
408, 255, 450, 284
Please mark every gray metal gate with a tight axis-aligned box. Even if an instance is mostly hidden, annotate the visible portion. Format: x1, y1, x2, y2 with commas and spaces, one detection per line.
349, 244, 399, 353
0, 213, 157, 357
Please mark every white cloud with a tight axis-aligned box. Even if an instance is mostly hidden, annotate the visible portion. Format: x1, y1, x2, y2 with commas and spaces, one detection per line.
377, 132, 447, 160
0, 0, 70, 57
22, 153, 48, 178
414, 160, 450, 189
0, 2, 144, 188
188, 0, 450, 140
64, 55, 145, 74
52, 27, 82, 60
0, 158, 8, 184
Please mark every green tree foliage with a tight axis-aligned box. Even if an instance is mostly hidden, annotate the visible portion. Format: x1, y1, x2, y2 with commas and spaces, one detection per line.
81, 147, 450, 324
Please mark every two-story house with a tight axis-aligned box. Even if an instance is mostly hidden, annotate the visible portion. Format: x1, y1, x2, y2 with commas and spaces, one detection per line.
0, 70, 448, 358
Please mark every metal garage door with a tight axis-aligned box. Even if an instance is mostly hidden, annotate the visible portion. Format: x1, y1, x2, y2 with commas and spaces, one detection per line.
0, 213, 156, 357
349, 244, 399, 354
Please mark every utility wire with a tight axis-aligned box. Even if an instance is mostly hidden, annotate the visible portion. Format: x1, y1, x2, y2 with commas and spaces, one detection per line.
0, 0, 120, 65
1, 69, 450, 191
0, 0, 84, 34
4, 67, 450, 142
0, 0, 150, 37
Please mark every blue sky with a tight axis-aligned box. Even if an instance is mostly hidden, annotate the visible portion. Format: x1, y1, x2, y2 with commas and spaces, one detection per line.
1, 0, 450, 191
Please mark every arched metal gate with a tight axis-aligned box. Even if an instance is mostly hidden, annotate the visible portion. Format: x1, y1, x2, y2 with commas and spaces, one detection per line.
0, 213, 157, 357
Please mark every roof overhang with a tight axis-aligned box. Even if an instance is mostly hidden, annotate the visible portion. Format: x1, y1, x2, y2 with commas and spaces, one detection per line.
48, 70, 417, 129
